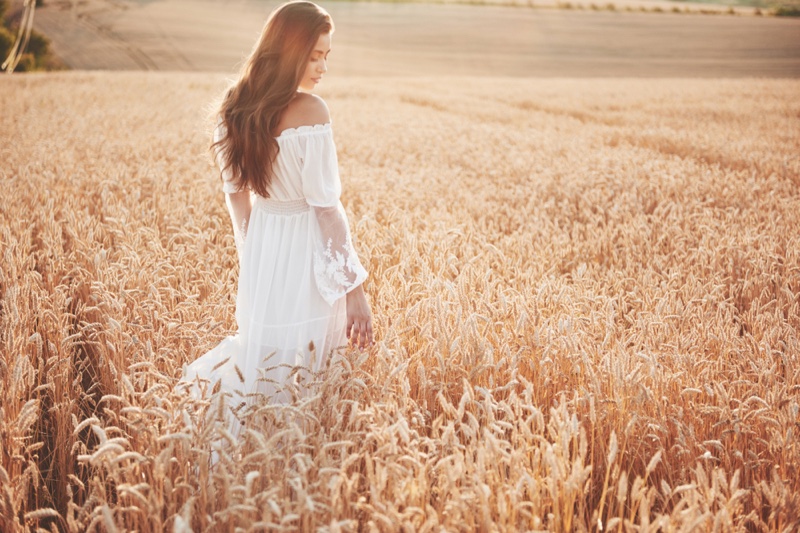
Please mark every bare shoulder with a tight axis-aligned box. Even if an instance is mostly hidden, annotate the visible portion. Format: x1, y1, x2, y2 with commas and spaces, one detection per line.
277, 93, 331, 134
296, 93, 330, 122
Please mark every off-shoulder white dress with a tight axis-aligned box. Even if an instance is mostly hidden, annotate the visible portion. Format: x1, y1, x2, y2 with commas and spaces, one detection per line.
179, 121, 367, 411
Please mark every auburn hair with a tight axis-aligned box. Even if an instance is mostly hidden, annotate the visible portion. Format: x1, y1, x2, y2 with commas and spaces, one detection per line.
212, 1, 333, 197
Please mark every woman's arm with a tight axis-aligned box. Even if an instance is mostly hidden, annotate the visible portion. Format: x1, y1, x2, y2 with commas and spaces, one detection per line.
225, 189, 252, 260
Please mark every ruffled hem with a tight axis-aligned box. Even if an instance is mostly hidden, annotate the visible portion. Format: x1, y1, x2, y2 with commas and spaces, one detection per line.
276, 121, 332, 140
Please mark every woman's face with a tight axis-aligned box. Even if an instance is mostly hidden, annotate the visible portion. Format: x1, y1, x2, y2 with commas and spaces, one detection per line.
298, 32, 331, 92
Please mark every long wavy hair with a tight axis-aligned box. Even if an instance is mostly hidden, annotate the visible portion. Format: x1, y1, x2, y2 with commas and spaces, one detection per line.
212, 1, 333, 197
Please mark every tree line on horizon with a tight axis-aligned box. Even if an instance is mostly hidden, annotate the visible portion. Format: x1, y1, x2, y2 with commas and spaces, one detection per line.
0, 0, 60, 72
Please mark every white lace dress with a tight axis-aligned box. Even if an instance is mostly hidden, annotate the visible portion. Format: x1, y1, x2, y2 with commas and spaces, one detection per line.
179, 121, 367, 411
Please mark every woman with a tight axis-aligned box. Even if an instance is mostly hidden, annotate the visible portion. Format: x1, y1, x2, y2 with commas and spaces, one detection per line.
180, 1, 373, 412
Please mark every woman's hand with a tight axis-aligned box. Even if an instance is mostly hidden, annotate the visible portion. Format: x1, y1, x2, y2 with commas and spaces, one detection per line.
346, 284, 374, 349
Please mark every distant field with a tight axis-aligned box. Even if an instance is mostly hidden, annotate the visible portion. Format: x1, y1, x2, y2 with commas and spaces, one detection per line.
32, 0, 800, 76
1, 72, 798, 531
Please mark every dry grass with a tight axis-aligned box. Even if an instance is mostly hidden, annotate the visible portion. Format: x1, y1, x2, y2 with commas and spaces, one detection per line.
1, 71, 799, 531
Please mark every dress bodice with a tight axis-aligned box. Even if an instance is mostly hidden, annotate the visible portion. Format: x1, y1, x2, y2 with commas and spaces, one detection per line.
211, 118, 367, 307
214, 121, 340, 207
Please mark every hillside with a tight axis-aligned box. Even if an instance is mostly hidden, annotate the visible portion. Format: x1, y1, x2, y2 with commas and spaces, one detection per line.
29, 0, 800, 76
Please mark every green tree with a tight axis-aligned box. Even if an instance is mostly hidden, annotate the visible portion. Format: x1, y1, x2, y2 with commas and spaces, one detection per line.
14, 51, 35, 71
0, 26, 12, 61
26, 29, 49, 58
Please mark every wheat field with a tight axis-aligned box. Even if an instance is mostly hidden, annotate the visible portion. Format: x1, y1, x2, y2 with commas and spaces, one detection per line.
1, 72, 799, 531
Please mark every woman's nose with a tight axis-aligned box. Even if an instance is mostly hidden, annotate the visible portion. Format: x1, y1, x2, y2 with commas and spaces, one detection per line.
318, 59, 327, 73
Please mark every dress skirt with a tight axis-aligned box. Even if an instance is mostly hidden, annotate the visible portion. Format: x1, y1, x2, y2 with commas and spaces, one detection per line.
178, 121, 367, 449
180, 196, 348, 412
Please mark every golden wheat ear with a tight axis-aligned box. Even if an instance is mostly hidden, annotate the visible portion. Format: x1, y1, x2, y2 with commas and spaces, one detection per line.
3, 73, 798, 531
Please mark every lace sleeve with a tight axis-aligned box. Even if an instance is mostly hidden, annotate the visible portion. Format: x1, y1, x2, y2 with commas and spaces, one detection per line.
213, 120, 246, 194
214, 119, 251, 261
312, 203, 368, 306
301, 127, 368, 306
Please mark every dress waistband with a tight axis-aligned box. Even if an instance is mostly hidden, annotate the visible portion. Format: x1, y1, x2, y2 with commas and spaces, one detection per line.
253, 197, 310, 215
